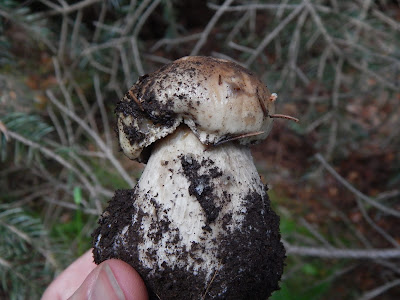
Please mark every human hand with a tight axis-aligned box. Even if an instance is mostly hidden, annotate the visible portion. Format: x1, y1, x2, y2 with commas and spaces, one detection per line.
42, 249, 148, 300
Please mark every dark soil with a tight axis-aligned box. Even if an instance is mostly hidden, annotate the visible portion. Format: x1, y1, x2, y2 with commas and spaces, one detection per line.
180, 154, 223, 224
92, 182, 285, 299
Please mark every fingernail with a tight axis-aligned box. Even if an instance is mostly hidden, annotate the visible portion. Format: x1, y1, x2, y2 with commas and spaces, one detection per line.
89, 263, 125, 300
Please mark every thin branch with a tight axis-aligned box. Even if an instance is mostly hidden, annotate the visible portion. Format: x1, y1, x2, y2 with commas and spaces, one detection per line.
121, 0, 152, 35
44, 197, 98, 215
325, 56, 343, 160
334, 37, 400, 66
119, 45, 134, 89
228, 41, 255, 54
375, 190, 400, 202
210, 52, 243, 66
299, 218, 333, 249
0, 257, 12, 269
371, 7, 400, 31
85, 52, 114, 74
207, 3, 331, 12
132, 0, 162, 38
52, 57, 75, 145
315, 153, 400, 218
82, 36, 133, 56
131, 38, 144, 76
305, 112, 333, 133
92, 1, 107, 42
356, 197, 400, 248
346, 57, 399, 91
352, 0, 373, 44
150, 33, 202, 53
0, 9, 57, 53
304, 0, 341, 56
70, 9, 83, 58
70, 78, 100, 134
33, 0, 102, 19
39, 0, 60, 10
67, 151, 102, 194
46, 90, 136, 187
285, 244, 400, 259
245, 2, 305, 66
93, 74, 112, 148
288, 9, 309, 87
359, 279, 400, 300
7, 130, 97, 199
57, 13, 69, 60
190, 0, 235, 56
143, 54, 172, 65
225, 10, 251, 43
46, 105, 67, 146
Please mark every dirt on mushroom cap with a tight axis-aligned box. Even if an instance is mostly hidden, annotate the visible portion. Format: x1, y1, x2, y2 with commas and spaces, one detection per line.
116, 56, 275, 162
93, 57, 285, 299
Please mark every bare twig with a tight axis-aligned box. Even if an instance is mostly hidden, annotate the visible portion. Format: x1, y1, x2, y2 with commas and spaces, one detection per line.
71, 9, 83, 58
375, 190, 400, 202
352, 0, 373, 44
346, 57, 399, 91
93, 74, 112, 148
285, 243, 400, 259
325, 56, 343, 160
371, 7, 400, 31
299, 218, 333, 248
57, 13, 68, 60
44, 197, 98, 215
82, 36, 133, 56
70, 78, 100, 134
132, 0, 162, 38
305, 112, 333, 133
190, 0, 235, 56
359, 279, 400, 300
46, 91, 136, 187
225, 10, 251, 43
33, 0, 102, 19
210, 52, 243, 66
356, 197, 400, 248
304, 0, 341, 56
52, 57, 75, 145
143, 54, 172, 65
203, 262, 221, 299
92, 1, 107, 42
7, 130, 96, 199
315, 153, 400, 218
119, 45, 135, 89
245, 2, 305, 66
228, 41, 255, 55
46, 105, 67, 146
288, 9, 309, 87
150, 33, 202, 53
131, 38, 144, 76
207, 3, 331, 12
121, 0, 152, 35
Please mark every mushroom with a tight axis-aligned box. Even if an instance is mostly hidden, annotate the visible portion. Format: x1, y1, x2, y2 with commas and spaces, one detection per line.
92, 56, 286, 299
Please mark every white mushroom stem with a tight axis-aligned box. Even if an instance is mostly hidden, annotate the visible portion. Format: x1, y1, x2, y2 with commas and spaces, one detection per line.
94, 57, 286, 298
118, 126, 266, 281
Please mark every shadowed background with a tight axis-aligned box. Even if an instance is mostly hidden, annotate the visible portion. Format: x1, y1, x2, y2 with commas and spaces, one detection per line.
0, 0, 399, 299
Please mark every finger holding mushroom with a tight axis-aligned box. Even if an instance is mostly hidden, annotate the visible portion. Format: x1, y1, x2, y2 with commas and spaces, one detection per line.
92, 56, 286, 300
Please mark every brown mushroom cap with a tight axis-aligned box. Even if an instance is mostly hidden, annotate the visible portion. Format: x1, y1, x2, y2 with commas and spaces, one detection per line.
116, 56, 275, 161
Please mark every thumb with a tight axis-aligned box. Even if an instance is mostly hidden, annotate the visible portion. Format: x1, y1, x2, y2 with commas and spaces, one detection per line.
69, 259, 148, 300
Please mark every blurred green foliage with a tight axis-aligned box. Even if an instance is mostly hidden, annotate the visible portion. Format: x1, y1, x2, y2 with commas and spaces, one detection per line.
1, 0, 399, 299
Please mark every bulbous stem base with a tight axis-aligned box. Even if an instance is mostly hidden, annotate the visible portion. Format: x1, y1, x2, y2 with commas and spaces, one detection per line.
92, 127, 285, 299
